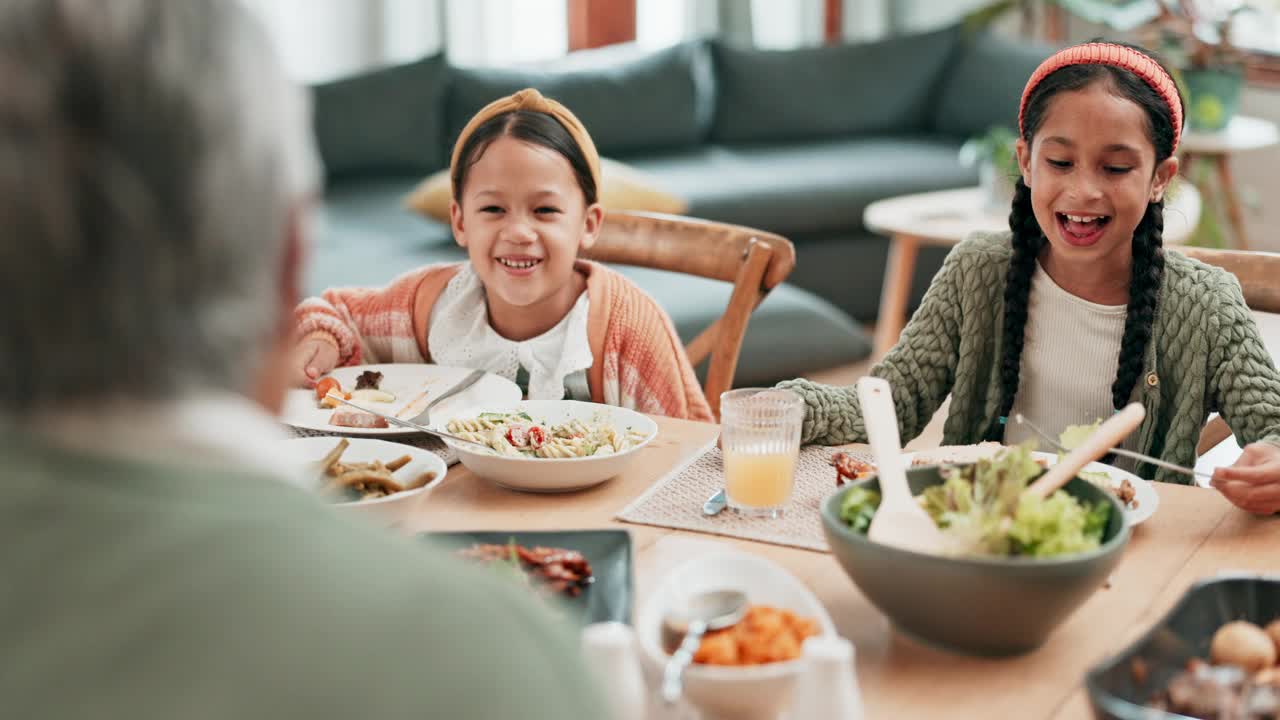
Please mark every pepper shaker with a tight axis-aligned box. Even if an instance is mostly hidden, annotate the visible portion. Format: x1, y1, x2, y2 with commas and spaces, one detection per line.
581, 621, 649, 720
787, 635, 863, 719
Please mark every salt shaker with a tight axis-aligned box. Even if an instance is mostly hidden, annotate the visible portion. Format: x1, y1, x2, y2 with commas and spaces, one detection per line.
581, 621, 648, 720
787, 636, 864, 719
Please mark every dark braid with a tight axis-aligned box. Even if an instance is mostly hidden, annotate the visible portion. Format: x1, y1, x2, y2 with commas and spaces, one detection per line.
988, 178, 1045, 441
1112, 201, 1164, 408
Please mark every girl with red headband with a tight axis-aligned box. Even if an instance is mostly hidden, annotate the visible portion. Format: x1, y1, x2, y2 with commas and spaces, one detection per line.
781, 42, 1280, 513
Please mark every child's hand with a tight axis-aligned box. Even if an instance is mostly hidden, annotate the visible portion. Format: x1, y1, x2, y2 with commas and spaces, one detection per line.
1211, 442, 1280, 515
291, 337, 338, 388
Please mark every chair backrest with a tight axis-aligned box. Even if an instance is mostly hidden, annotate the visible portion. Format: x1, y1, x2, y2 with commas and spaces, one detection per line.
580, 210, 796, 418
1176, 247, 1280, 455
1178, 247, 1280, 313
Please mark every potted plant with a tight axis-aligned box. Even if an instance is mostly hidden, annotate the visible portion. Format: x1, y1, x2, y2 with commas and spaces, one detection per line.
959, 126, 1021, 211
1145, 1, 1275, 132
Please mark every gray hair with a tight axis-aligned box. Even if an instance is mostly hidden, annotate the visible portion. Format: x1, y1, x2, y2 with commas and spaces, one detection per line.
0, 0, 319, 413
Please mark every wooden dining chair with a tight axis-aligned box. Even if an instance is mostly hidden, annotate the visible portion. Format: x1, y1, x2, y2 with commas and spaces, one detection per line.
1176, 247, 1280, 455
580, 210, 796, 419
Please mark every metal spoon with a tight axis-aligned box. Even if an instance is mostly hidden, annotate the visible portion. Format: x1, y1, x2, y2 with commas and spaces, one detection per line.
660, 589, 749, 705
702, 489, 727, 516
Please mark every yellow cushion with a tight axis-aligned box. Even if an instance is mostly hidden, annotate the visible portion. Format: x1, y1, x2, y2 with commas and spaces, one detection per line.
403, 156, 688, 222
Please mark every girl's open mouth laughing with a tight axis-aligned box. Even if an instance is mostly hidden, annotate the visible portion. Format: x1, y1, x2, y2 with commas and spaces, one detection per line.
1056, 212, 1111, 247
496, 256, 543, 276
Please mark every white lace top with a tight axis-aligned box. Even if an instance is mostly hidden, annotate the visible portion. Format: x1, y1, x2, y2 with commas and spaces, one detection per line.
427, 265, 593, 400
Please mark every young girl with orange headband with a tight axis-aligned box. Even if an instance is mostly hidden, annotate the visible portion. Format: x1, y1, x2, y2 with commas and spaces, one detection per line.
292, 89, 712, 421
780, 42, 1280, 513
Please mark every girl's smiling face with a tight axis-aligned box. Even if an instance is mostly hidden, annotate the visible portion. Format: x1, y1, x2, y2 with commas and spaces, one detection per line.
450, 135, 602, 336
1016, 81, 1178, 267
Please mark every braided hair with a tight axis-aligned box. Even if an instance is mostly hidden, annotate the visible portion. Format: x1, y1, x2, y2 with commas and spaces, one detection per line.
988, 50, 1179, 442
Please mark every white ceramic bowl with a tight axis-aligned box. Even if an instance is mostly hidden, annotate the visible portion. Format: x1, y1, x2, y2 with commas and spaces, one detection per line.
283, 437, 447, 521
637, 550, 838, 720
432, 400, 658, 493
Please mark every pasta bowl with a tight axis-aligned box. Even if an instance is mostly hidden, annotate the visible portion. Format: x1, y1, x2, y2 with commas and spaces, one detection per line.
431, 400, 658, 492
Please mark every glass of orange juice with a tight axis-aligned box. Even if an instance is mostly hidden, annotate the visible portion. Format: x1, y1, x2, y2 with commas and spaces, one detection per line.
720, 388, 804, 518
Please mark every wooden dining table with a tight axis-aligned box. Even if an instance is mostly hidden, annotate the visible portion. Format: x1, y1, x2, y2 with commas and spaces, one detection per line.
402, 414, 1280, 719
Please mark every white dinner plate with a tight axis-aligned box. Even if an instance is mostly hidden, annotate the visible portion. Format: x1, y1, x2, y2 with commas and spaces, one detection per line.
903, 447, 1158, 526
280, 364, 521, 436
283, 436, 447, 510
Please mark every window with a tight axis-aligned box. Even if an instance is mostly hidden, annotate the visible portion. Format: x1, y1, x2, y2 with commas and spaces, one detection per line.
445, 0, 568, 67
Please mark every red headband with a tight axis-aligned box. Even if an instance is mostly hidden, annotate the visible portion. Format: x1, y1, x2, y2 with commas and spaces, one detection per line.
1018, 42, 1183, 152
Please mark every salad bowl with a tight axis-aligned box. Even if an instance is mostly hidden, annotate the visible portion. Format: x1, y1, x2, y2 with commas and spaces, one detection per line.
820, 462, 1130, 656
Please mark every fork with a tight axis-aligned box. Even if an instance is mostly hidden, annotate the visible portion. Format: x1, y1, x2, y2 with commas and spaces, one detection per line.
1012, 413, 1211, 481
406, 368, 488, 426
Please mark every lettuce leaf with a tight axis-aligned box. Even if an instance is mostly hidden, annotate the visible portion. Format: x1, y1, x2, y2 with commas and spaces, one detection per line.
839, 487, 880, 534
841, 443, 1109, 558
921, 442, 1108, 557
1059, 420, 1102, 452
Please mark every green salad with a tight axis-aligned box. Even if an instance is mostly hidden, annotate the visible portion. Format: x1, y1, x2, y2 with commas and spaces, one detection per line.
838, 443, 1112, 558
1058, 420, 1121, 489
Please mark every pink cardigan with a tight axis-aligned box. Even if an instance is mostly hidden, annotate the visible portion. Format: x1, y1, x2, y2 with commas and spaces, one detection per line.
295, 261, 713, 421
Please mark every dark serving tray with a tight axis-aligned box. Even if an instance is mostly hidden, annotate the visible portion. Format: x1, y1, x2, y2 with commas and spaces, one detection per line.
419, 529, 633, 626
1086, 574, 1280, 719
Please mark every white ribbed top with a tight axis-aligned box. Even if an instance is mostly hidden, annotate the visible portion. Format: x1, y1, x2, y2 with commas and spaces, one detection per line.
1005, 262, 1132, 453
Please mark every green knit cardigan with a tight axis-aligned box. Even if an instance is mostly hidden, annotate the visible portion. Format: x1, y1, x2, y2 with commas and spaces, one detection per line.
779, 231, 1280, 483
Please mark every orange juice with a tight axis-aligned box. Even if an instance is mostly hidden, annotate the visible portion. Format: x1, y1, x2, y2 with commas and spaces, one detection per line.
723, 448, 797, 509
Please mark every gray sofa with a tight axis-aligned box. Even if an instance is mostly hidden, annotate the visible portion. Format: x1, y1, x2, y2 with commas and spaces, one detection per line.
308, 27, 1052, 385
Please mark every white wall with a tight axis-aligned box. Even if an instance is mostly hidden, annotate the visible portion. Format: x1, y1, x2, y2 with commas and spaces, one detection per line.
445, 0, 567, 67
242, 0, 388, 83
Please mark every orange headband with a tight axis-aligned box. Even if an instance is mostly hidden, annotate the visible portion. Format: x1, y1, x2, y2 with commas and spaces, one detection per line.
449, 87, 601, 197
1019, 42, 1183, 152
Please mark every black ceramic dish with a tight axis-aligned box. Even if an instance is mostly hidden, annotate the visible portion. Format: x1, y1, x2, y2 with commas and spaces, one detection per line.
420, 529, 634, 626
820, 464, 1130, 656
1086, 574, 1280, 719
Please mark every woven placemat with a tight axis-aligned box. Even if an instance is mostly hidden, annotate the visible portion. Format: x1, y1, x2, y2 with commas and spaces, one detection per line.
616, 444, 873, 552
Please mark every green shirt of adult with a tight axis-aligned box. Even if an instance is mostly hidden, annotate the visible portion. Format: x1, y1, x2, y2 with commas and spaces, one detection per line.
0, 434, 606, 720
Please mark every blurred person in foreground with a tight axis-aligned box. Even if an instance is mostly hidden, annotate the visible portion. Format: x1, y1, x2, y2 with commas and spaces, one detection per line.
0, 1, 604, 717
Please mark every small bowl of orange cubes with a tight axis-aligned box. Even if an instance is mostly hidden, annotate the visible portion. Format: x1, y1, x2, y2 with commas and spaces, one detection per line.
637, 549, 837, 720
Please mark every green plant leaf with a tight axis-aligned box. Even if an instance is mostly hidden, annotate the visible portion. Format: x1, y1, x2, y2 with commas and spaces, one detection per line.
961, 0, 1024, 35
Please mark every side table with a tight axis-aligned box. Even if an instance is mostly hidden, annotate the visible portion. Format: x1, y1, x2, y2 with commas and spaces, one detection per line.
1180, 114, 1279, 251
863, 183, 1202, 359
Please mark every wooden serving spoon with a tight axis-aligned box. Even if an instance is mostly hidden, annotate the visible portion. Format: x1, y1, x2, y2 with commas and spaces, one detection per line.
857, 377, 951, 555
1025, 403, 1147, 500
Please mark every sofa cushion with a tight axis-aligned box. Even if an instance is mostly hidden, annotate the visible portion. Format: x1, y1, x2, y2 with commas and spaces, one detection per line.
932, 32, 1056, 139
446, 41, 713, 159
307, 177, 460, 295
312, 54, 449, 180
710, 26, 959, 144
622, 136, 977, 236
403, 158, 687, 223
